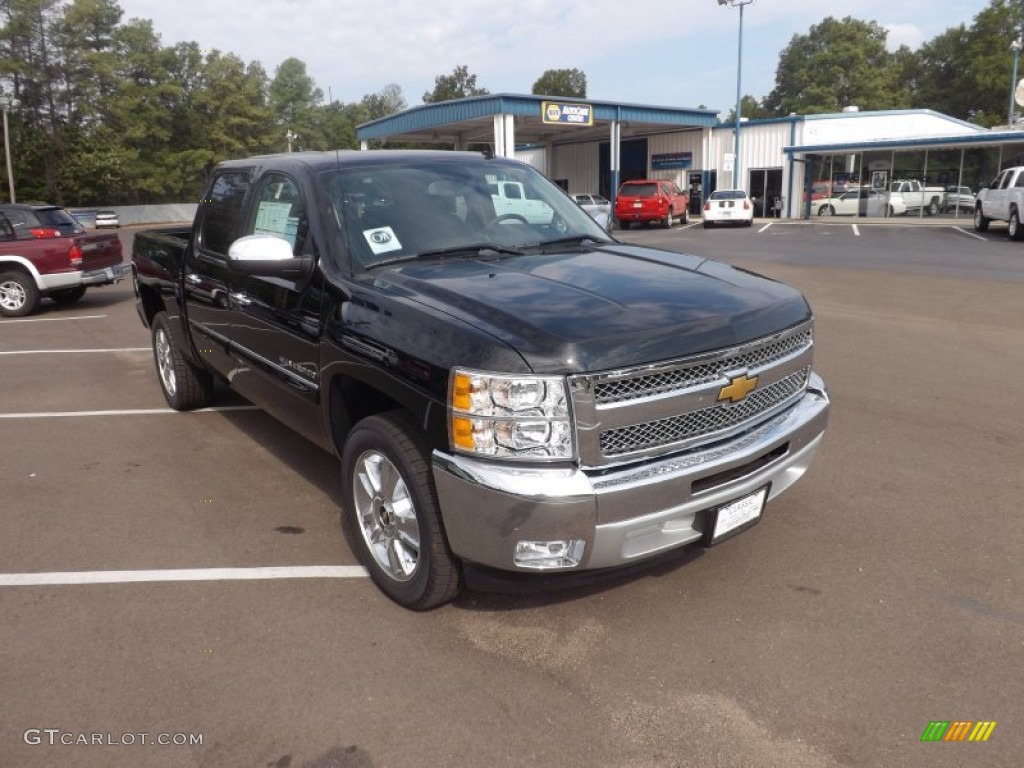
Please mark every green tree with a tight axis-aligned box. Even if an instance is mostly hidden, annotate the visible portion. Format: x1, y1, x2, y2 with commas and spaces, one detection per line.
531, 68, 586, 97
764, 16, 911, 114
269, 56, 323, 150
723, 94, 778, 123
422, 64, 488, 103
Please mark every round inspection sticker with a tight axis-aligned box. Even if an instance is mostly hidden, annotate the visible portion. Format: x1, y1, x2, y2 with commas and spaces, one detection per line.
363, 226, 402, 255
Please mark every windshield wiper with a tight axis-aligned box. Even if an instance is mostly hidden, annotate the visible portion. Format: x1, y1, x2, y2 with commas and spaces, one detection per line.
534, 235, 610, 249
414, 243, 527, 259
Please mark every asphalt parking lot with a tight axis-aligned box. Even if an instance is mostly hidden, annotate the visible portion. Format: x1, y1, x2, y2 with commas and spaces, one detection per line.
2, 220, 1021, 767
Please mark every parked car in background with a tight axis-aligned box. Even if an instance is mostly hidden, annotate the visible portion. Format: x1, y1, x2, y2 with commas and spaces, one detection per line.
0, 205, 124, 316
95, 210, 120, 228
614, 180, 689, 228
0, 203, 87, 238
812, 188, 906, 218
702, 189, 754, 228
975, 166, 1024, 239
572, 193, 611, 229
888, 180, 946, 216
943, 186, 976, 213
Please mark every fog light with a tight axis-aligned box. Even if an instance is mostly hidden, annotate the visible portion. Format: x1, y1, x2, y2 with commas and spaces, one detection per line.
513, 539, 585, 570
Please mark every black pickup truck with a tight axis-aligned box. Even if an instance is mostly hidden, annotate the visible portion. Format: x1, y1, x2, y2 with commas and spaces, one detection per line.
132, 150, 829, 610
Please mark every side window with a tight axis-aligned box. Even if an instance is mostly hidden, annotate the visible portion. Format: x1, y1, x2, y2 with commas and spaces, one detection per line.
199, 171, 252, 257
1014, 174, 1024, 189
999, 172, 1013, 190
505, 184, 522, 200
250, 173, 309, 255
0, 213, 14, 239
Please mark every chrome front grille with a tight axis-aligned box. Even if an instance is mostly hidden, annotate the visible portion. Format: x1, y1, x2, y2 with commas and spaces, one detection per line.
568, 321, 815, 467
599, 368, 810, 456
594, 328, 812, 405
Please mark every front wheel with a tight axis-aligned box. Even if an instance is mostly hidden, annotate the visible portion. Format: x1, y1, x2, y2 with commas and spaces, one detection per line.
681, 208, 689, 225
818, 205, 835, 217
151, 312, 214, 410
341, 412, 463, 610
974, 206, 990, 232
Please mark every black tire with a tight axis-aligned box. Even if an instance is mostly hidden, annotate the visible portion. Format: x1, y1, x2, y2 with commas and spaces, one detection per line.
745, 218, 753, 227
341, 412, 463, 610
703, 220, 713, 229
0, 270, 41, 317
663, 210, 675, 229
151, 312, 214, 410
974, 206, 990, 232
681, 208, 689, 225
926, 198, 939, 216
887, 205, 895, 218
818, 205, 835, 217
1010, 209, 1024, 241
50, 286, 86, 305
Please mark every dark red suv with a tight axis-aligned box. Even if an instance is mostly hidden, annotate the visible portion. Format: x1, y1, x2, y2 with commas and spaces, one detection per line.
614, 180, 689, 229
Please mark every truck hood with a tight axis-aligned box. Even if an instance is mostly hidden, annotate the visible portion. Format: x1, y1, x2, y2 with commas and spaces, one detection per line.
374, 243, 810, 373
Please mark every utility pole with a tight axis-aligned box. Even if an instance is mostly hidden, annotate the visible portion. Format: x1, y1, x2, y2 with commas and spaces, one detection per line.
3, 107, 14, 203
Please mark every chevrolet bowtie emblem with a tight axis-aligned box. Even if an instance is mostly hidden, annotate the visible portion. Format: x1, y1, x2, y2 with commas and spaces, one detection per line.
718, 373, 759, 403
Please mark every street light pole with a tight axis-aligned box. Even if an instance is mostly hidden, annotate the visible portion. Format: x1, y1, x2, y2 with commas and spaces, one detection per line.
1010, 35, 1022, 126
718, 0, 754, 190
2, 107, 14, 203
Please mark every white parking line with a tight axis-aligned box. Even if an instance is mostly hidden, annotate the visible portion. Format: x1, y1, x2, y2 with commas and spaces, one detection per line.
758, 222, 773, 233
0, 565, 368, 586
0, 347, 150, 356
0, 314, 107, 324
952, 226, 988, 242
852, 225, 861, 237
0, 406, 259, 419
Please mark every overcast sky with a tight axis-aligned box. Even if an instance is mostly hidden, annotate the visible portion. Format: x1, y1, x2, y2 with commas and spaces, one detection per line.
116, 0, 991, 116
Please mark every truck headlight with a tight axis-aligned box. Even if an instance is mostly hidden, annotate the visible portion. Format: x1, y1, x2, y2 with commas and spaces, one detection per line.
448, 369, 574, 460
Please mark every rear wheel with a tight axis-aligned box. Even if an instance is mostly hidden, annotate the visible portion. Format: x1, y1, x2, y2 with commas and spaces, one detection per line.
341, 412, 463, 610
51, 287, 86, 305
151, 312, 214, 410
818, 205, 835, 217
1010, 209, 1024, 241
703, 220, 714, 229
0, 270, 40, 317
663, 210, 675, 228
926, 199, 940, 216
974, 206, 990, 232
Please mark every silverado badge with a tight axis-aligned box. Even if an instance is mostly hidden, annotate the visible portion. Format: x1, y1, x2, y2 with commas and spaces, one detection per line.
718, 373, 759, 404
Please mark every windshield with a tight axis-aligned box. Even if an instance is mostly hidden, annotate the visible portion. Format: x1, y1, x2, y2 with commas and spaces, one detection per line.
709, 190, 746, 200
319, 157, 612, 269
619, 183, 658, 198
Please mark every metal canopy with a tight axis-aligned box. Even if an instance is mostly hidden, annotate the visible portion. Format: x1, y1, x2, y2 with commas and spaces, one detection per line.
356, 93, 718, 147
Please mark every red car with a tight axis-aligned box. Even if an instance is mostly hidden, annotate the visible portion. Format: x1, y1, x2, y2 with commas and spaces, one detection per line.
614, 180, 689, 229
0, 204, 124, 316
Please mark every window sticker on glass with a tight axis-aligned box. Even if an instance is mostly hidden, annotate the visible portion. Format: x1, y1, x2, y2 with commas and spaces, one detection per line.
363, 226, 402, 255
254, 200, 296, 247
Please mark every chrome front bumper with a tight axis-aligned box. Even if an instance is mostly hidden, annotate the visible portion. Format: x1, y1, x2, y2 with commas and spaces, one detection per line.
432, 373, 829, 572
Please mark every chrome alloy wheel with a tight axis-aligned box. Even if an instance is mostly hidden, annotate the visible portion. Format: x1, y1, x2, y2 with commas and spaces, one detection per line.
154, 327, 177, 397
0, 278, 27, 312
353, 450, 421, 582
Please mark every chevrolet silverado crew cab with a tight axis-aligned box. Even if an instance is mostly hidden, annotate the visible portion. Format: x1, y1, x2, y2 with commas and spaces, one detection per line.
132, 150, 830, 610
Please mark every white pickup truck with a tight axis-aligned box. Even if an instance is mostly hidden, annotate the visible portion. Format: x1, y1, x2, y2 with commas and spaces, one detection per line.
888, 180, 946, 216
489, 180, 554, 224
975, 166, 1024, 240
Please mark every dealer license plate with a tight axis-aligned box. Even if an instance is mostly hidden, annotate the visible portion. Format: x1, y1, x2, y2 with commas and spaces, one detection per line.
707, 486, 768, 545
